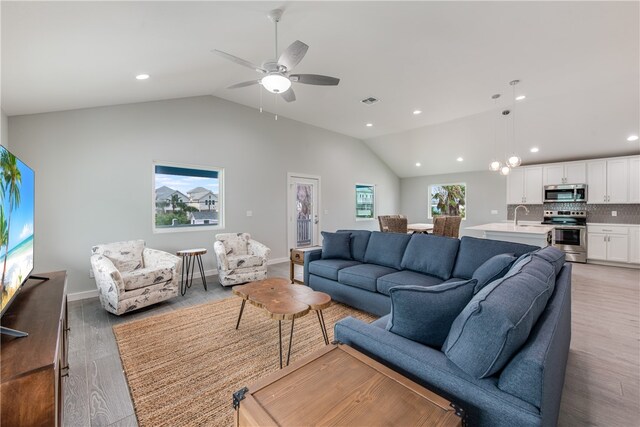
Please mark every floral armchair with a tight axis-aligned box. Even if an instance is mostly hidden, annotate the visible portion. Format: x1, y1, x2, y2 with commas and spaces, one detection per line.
90, 240, 181, 315
213, 233, 271, 286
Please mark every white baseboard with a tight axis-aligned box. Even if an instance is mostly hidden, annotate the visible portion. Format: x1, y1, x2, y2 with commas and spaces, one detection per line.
269, 257, 290, 265
68, 289, 99, 301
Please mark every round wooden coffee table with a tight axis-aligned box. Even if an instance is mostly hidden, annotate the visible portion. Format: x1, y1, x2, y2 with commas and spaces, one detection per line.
232, 278, 331, 368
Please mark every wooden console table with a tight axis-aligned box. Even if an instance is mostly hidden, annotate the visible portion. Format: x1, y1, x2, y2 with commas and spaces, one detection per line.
1, 271, 68, 426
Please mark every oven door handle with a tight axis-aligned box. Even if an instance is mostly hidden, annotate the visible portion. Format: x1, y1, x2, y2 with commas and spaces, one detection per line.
552, 225, 586, 229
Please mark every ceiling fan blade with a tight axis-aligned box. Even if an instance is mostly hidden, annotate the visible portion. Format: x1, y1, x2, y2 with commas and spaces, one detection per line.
278, 40, 309, 71
212, 49, 266, 73
280, 88, 296, 102
227, 80, 261, 89
290, 74, 340, 86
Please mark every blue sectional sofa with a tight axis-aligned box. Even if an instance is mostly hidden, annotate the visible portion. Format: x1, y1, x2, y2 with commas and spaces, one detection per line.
303, 230, 571, 427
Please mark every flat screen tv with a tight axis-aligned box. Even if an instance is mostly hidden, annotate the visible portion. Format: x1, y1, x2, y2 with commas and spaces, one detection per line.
0, 145, 35, 329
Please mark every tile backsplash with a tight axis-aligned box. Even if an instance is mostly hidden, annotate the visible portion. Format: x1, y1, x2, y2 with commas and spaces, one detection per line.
507, 203, 640, 224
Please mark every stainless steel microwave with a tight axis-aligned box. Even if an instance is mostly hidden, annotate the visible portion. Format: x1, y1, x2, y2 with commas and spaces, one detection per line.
543, 184, 587, 203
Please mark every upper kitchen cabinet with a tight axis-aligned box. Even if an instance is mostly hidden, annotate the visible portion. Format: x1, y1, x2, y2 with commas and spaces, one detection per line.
543, 162, 586, 185
587, 156, 638, 204
507, 166, 543, 204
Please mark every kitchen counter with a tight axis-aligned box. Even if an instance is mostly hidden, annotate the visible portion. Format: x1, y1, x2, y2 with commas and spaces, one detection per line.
465, 223, 554, 247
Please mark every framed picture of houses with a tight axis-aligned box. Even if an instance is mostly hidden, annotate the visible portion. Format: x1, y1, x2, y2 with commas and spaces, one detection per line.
355, 183, 375, 221
152, 161, 224, 233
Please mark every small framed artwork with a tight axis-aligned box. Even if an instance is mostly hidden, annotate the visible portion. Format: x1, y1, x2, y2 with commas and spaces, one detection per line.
355, 183, 375, 221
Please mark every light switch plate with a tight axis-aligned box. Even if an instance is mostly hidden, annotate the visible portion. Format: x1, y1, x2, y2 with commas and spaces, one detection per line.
612, 211, 617, 217
324, 209, 329, 215
246, 210, 253, 217
491, 210, 498, 215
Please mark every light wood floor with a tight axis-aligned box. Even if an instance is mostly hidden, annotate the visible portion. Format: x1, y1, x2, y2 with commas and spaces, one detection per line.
63, 262, 639, 427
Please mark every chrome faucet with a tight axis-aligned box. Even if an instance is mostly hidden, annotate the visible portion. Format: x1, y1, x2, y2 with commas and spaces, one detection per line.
514, 205, 530, 227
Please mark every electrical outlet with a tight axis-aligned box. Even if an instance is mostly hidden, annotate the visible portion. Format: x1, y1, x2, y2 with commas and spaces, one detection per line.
491, 210, 498, 215
246, 210, 253, 217
89, 268, 94, 278
324, 209, 329, 215
612, 211, 617, 217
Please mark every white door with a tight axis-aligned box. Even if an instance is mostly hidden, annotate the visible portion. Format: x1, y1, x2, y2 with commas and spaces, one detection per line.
587, 160, 607, 203
287, 174, 320, 249
564, 162, 587, 184
506, 168, 525, 204
587, 233, 607, 260
628, 157, 640, 203
607, 234, 629, 263
543, 165, 565, 185
524, 167, 543, 204
606, 158, 629, 203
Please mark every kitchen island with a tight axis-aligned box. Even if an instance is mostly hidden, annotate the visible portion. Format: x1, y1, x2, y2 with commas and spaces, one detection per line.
465, 223, 554, 247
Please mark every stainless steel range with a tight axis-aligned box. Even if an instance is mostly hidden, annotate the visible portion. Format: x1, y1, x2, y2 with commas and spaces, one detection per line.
542, 210, 587, 263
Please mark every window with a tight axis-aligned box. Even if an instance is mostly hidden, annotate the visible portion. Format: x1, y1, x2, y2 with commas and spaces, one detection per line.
355, 184, 375, 220
428, 183, 466, 219
153, 162, 224, 232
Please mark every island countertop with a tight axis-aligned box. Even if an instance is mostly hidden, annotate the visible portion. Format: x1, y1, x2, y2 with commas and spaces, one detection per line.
466, 223, 555, 235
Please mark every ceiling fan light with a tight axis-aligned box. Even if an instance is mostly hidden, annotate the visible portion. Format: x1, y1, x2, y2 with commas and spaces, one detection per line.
261, 73, 291, 94
489, 160, 502, 172
507, 155, 522, 168
500, 165, 511, 176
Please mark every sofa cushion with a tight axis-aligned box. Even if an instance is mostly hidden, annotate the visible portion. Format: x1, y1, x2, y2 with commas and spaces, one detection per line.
321, 231, 352, 260
387, 279, 477, 348
121, 266, 174, 291
532, 246, 566, 276
337, 230, 371, 262
228, 255, 264, 269
308, 259, 361, 281
401, 234, 460, 280
338, 264, 398, 292
443, 255, 556, 378
363, 232, 412, 270
472, 253, 517, 293
452, 236, 538, 280
376, 270, 443, 296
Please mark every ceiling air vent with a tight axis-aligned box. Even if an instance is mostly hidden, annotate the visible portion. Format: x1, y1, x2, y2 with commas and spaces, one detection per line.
360, 97, 380, 105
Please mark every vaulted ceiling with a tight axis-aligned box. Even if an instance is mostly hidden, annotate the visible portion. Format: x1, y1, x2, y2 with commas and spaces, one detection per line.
2, 1, 638, 177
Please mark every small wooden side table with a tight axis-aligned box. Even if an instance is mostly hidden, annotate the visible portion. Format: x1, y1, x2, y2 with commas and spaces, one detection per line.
176, 248, 208, 296
289, 246, 321, 284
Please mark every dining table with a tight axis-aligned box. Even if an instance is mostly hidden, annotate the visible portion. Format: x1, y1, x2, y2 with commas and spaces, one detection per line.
407, 223, 434, 233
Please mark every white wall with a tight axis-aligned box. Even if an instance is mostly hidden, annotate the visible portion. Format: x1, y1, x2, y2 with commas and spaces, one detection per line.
1, 109, 8, 148
8, 96, 399, 294
400, 170, 507, 237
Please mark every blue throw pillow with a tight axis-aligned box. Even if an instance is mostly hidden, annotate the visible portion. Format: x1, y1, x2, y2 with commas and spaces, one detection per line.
321, 231, 352, 260
443, 256, 556, 378
386, 279, 477, 348
400, 233, 460, 280
532, 246, 565, 276
363, 231, 412, 270
472, 253, 517, 293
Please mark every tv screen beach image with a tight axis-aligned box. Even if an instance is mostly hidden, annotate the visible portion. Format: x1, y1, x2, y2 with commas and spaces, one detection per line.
1, 146, 35, 313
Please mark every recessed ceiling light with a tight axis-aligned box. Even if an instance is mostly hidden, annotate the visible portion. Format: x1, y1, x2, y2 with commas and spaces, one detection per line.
516, 95, 526, 101
366, 123, 373, 127
530, 147, 539, 153
456, 157, 464, 162
413, 110, 422, 115
136, 74, 150, 80
415, 162, 421, 167
627, 135, 639, 142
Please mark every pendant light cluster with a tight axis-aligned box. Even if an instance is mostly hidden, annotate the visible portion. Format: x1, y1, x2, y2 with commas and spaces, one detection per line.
490, 79, 522, 176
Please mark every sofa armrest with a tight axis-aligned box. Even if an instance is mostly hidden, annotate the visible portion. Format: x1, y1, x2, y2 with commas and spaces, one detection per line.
248, 239, 271, 262
91, 254, 125, 296
303, 248, 323, 285
143, 248, 181, 274
213, 241, 229, 270
335, 317, 542, 427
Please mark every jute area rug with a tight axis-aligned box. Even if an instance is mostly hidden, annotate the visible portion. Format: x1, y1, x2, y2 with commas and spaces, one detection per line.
113, 296, 377, 426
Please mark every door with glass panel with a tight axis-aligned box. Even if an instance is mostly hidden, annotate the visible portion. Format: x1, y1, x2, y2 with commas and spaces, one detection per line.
287, 174, 320, 249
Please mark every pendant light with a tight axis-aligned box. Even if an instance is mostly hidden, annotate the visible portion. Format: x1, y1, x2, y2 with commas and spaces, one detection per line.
506, 79, 522, 168
499, 104, 511, 176
489, 93, 502, 171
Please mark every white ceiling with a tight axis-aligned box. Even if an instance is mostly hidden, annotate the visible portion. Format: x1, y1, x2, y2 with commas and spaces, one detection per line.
2, 1, 639, 177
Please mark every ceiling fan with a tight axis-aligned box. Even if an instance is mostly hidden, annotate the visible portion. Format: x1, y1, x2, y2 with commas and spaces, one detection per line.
212, 9, 340, 103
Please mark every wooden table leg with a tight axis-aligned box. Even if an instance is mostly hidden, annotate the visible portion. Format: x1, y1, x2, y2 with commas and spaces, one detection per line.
289, 252, 295, 284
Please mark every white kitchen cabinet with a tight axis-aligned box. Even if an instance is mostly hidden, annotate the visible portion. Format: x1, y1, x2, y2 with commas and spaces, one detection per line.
629, 227, 640, 264
507, 166, 542, 204
606, 158, 629, 203
587, 160, 607, 203
587, 225, 630, 263
543, 162, 586, 185
629, 157, 640, 203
